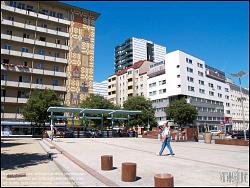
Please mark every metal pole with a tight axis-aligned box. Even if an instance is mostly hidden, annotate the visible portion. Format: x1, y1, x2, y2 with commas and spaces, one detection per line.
239, 77, 246, 141
147, 115, 150, 131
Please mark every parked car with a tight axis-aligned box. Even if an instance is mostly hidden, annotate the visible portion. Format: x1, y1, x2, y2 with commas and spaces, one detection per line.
231, 130, 249, 139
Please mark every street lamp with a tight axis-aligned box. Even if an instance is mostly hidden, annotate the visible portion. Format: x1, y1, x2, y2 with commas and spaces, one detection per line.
231, 71, 247, 140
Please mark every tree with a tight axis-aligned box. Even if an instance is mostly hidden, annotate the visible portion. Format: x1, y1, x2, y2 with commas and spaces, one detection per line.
80, 94, 118, 128
21, 89, 62, 126
123, 96, 157, 128
165, 98, 198, 127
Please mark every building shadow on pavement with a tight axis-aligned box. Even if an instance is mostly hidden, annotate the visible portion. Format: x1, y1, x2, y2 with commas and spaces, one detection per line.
1, 152, 50, 170
1, 141, 28, 148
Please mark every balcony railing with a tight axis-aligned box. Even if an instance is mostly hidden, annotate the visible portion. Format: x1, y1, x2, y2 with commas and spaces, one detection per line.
1, 113, 24, 119
1, 19, 69, 38
1, 49, 67, 64
1, 4, 70, 25
1, 97, 28, 104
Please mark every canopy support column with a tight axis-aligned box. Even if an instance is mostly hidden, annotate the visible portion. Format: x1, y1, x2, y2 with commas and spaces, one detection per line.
101, 114, 104, 128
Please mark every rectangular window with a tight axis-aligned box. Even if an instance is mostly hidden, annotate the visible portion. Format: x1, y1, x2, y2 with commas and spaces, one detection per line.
39, 37, 46, 42
208, 83, 214, 88
209, 91, 214, 96
53, 66, 59, 72
187, 67, 193, 73
188, 86, 195, 92
26, 5, 33, 11
199, 80, 204, 85
187, 76, 194, 82
8, 16, 14, 21
197, 62, 203, 68
52, 80, 58, 86
225, 95, 229, 99
198, 71, 204, 77
199, 89, 205, 94
23, 33, 30, 39
54, 52, 60, 58
1, 74, 8, 81
38, 49, 45, 55
186, 58, 192, 64
218, 93, 222, 98
225, 88, 229, 92
4, 44, 11, 50
10, 1, 17, 7
21, 47, 29, 53
6, 30, 12, 35
217, 85, 222, 90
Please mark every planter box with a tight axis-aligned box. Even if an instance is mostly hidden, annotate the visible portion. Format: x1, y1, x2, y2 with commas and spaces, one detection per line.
215, 139, 249, 146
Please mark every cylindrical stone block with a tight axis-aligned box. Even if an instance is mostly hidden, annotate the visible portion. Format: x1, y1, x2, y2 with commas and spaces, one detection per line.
121, 162, 136, 182
154, 173, 174, 187
101, 155, 113, 170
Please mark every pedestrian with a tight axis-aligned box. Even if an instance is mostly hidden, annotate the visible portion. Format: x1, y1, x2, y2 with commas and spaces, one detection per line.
158, 122, 175, 157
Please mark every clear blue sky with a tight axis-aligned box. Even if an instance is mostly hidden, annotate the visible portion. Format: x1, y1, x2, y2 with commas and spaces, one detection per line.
64, 1, 249, 88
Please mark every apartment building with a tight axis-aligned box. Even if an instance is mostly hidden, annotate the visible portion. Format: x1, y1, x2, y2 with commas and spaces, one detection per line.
1, 1, 100, 127
226, 79, 249, 130
93, 80, 108, 99
114, 37, 166, 72
147, 50, 231, 132
108, 60, 153, 107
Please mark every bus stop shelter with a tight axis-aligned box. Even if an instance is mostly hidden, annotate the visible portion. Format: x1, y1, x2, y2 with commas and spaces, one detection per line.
47, 107, 142, 129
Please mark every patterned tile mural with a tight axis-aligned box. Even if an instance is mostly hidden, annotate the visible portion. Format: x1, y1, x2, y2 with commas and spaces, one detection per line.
65, 10, 96, 106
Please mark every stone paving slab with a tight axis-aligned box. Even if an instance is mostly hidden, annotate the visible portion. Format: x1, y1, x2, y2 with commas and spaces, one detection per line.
1, 138, 72, 187
50, 138, 249, 187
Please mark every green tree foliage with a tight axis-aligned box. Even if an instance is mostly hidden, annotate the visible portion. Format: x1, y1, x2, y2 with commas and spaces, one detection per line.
80, 94, 118, 128
165, 98, 198, 127
123, 96, 157, 128
21, 89, 62, 125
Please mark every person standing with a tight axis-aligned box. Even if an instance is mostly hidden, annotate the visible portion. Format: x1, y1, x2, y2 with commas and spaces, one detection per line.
158, 122, 175, 156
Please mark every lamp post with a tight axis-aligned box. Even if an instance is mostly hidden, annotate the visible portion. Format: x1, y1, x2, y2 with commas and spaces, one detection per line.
231, 71, 247, 140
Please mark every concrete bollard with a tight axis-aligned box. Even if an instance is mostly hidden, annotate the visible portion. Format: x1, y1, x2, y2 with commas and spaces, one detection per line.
154, 173, 174, 187
121, 162, 136, 182
101, 155, 113, 171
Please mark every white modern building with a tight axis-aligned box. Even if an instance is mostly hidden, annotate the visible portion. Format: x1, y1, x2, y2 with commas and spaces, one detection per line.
93, 80, 108, 99
108, 60, 153, 107
148, 50, 231, 132
226, 79, 249, 130
114, 37, 166, 72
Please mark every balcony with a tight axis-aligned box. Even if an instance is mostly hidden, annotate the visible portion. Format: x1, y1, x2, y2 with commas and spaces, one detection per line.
1, 19, 69, 38
1, 113, 24, 119
1, 49, 68, 64
1, 4, 70, 25
1, 97, 18, 103
1, 80, 18, 87
31, 84, 66, 92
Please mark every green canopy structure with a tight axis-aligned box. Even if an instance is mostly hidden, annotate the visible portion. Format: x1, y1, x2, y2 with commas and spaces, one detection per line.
47, 107, 142, 129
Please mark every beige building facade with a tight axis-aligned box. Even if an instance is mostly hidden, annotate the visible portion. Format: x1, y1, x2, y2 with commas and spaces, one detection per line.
1, 1, 100, 124
107, 60, 153, 107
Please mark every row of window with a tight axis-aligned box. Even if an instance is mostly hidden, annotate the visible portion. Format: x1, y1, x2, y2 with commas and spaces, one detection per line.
196, 116, 224, 121
196, 106, 224, 113
3, 44, 63, 57
186, 57, 204, 68
149, 89, 166, 96
6, 30, 66, 45
9, 1, 64, 19
190, 96, 224, 106
149, 80, 166, 88
1, 75, 59, 86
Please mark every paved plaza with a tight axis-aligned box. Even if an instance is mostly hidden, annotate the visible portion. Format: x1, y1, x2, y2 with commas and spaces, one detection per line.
1, 137, 249, 187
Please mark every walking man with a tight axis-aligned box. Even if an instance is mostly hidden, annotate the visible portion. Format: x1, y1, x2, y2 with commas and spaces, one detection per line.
158, 122, 175, 156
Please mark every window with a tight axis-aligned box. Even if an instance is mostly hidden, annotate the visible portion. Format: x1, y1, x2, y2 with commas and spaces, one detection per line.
17, 2, 25, 9
38, 49, 45, 55
149, 82, 156, 88
40, 37, 46, 42
2, 59, 9, 64
177, 75, 180, 78
217, 85, 222, 90
218, 93, 222, 98
1, 89, 6, 97
53, 66, 59, 72
6, 30, 12, 35
56, 27, 61, 32
23, 33, 30, 39
176, 65, 180, 68
225, 95, 229, 100
26, 5, 33, 11
199, 89, 205, 94
127, 70, 132, 75
199, 80, 204, 85
208, 83, 214, 88
209, 91, 214, 96
4, 44, 11, 50
159, 89, 166, 94
50, 11, 56, 17
21, 47, 29, 53
187, 67, 193, 73
41, 24, 47, 28
57, 13, 63, 19
10, 1, 17, 7
8, 16, 14, 21
187, 76, 194, 82
198, 71, 204, 77
197, 62, 203, 68
186, 58, 192, 64
177, 85, 181, 88
55, 39, 61, 44
36, 78, 43, 84
188, 86, 195, 92
54, 52, 60, 58
225, 88, 229, 92
226, 110, 230, 114
22, 61, 28, 66
52, 80, 58, 86
36, 63, 44, 69
1, 74, 8, 81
